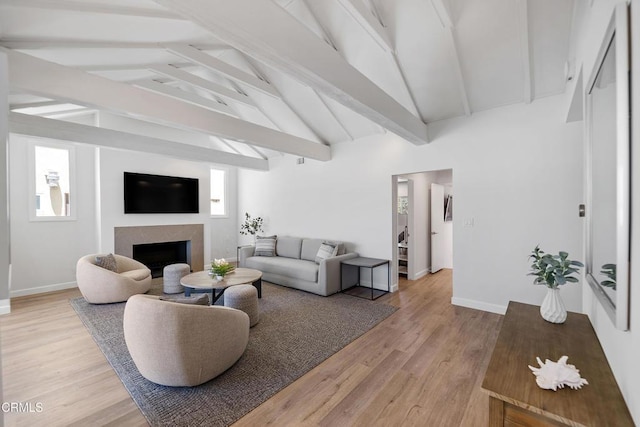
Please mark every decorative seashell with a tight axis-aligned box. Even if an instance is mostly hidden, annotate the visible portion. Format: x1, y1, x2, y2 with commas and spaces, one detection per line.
528, 355, 589, 391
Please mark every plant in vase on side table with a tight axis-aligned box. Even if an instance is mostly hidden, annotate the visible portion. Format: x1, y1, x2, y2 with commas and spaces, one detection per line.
528, 245, 584, 324
238, 213, 265, 266
240, 213, 264, 241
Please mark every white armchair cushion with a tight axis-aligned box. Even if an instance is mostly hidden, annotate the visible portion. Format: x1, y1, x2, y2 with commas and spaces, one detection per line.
120, 268, 152, 281
76, 254, 152, 304
124, 295, 249, 386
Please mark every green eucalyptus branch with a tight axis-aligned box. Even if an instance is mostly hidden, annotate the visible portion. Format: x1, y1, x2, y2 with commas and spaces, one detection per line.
528, 245, 584, 289
239, 212, 264, 236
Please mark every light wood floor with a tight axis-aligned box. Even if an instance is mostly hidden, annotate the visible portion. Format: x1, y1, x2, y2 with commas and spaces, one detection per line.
0, 270, 503, 426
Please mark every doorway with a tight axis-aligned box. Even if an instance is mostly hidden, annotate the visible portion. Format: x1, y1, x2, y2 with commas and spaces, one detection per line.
392, 169, 453, 286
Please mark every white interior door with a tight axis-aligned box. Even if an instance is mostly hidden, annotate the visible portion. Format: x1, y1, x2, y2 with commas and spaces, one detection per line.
430, 183, 445, 273
406, 179, 415, 279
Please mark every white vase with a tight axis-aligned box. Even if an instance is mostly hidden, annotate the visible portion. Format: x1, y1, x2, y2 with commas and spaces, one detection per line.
540, 288, 567, 324
215, 275, 224, 281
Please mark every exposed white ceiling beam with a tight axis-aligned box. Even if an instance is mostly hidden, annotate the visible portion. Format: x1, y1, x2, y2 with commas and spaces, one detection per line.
278, 96, 327, 144
10, 100, 61, 110
335, 0, 394, 53
0, 0, 182, 20
38, 107, 91, 117
389, 53, 422, 119
3, 48, 330, 161
431, 0, 471, 116
216, 138, 243, 155
363, 0, 385, 25
244, 144, 269, 160
239, 56, 327, 144
9, 112, 268, 171
153, 0, 429, 145
299, 0, 338, 51
0, 40, 226, 51
133, 79, 237, 116
217, 137, 267, 160
517, 0, 532, 104
431, 0, 454, 28
313, 90, 354, 141
444, 28, 471, 116
149, 64, 256, 108
565, 66, 583, 123
78, 62, 192, 72
166, 44, 280, 99
363, 0, 421, 119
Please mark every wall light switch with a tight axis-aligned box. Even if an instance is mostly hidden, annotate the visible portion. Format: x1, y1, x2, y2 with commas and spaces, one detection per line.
463, 218, 474, 227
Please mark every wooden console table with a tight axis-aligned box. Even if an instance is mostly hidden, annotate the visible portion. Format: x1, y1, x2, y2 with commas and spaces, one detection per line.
482, 301, 633, 426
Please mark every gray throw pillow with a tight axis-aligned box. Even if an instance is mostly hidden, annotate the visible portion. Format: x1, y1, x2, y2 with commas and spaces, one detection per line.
160, 294, 210, 305
315, 241, 338, 264
95, 253, 118, 272
255, 235, 277, 257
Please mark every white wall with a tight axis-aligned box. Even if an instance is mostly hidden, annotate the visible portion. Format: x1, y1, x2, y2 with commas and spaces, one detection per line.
573, 0, 640, 422
442, 189, 453, 269
9, 135, 98, 296
0, 51, 7, 426
7, 135, 238, 296
437, 169, 454, 269
1, 52, 10, 317
97, 148, 238, 264
239, 94, 583, 315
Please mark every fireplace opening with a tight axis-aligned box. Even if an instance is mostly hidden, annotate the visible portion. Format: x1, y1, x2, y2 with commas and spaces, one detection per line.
133, 240, 191, 278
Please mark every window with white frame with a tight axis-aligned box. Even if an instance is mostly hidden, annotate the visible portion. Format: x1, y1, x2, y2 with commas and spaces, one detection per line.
30, 141, 76, 220
210, 168, 227, 217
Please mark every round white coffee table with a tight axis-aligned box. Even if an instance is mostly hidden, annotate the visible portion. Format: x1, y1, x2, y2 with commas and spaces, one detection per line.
180, 267, 262, 304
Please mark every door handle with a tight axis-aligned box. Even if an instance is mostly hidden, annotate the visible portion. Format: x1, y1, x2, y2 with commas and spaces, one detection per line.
431, 232, 438, 235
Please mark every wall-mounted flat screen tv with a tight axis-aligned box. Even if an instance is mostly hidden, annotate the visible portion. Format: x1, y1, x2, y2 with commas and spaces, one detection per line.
124, 172, 199, 214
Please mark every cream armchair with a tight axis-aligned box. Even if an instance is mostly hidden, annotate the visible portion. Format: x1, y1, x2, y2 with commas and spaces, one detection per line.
76, 254, 152, 304
123, 295, 250, 387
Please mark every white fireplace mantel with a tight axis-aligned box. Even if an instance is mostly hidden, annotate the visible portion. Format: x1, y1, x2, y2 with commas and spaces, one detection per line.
114, 224, 204, 272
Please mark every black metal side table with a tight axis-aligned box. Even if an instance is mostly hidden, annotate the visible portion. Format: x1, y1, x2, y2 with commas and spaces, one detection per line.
340, 257, 390, 300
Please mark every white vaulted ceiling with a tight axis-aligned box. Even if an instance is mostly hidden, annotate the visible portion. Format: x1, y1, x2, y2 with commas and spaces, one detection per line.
0, 0, 576, 169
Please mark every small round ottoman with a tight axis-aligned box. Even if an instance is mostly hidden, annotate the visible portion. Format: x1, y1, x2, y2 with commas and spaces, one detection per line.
163, 263, 190, 294
225, 284, 259, 327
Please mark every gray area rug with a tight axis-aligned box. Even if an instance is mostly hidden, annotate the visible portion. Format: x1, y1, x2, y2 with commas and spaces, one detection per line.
70, 282, 397, 426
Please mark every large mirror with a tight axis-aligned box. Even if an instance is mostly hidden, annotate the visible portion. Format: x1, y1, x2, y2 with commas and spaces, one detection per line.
585, 3, 630, 330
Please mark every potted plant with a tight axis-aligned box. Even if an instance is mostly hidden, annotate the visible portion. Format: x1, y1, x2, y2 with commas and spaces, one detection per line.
528, 245, 584, 323
209, 258, 235, 281
240, 213, 264, 241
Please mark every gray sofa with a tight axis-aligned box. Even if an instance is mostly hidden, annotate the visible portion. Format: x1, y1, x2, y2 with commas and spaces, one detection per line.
238, 236, 358, 296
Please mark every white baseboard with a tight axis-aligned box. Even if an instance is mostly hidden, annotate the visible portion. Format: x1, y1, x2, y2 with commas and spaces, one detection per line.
390, 282, 398, 292
0, 299, 10, 315
412, 269, 429, 280
10, 281, 78, 298
451, 297, 507, 315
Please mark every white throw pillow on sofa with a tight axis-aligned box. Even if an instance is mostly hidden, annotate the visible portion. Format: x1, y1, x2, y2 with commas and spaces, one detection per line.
315, 242, 338, 264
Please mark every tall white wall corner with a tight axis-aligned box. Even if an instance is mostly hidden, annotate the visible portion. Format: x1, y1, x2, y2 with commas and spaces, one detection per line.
0, 49, 8, 427
1, 50, 12, 308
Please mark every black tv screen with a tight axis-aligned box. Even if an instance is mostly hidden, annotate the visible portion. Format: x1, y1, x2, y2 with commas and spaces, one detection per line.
124, 172, 199, 214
